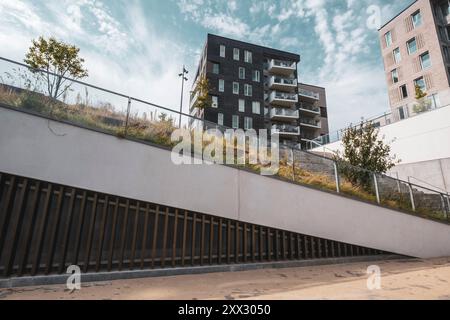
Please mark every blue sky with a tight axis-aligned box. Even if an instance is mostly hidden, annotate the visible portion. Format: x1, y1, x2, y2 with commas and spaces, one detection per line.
0, 0, 413, 131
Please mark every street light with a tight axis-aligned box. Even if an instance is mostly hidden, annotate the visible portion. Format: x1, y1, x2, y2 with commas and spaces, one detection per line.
178, 65, 189, 128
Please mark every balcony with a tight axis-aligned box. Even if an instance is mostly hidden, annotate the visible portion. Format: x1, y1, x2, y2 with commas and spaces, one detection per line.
268, 76, 297, 90
268, 91, 298, 106
271, 124, 301, 136
299, 103, 321, 115
298, 88, 320, 101
270, 108, 299, 121
268, 59, 296, 75
300, 118, 322, 129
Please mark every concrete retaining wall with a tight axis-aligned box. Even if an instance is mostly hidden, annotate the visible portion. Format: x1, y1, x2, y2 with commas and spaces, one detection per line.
1, 107, 450, 259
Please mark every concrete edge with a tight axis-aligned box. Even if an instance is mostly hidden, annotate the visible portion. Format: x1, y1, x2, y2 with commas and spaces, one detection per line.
0, 255, 406, 289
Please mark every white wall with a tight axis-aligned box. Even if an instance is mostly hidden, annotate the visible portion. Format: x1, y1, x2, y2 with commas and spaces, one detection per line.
2, 107, 450, 259
313, 106, 450, 165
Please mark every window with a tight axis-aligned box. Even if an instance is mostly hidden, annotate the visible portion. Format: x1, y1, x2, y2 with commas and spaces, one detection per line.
212, 96, 218, 108
414, 77, 426, 92
447, 26, 450, 41
400, 84, 408, 99
244, 117, 253, 130
412, 10, 422, 28
238, 99, 245, 112
233, 48, 240, 61
420, 51, 431, 69
232, 115, 239, 129
407, 38, 417, 55
212, 63, 220, 74
220, 45, 226, 58
391, 69, 399, 84
398, 106, 407, 120
252, 101, 260, 114
219, 79, 225, 92
218, 113, 224, 126
428, 93, 441, 109
385, 31, 392, 47
244, 84, 252, 97
233, 82, 239, 95
444, 46, 450, 62
393, 47, 401, 63
239, 67, 245, 80
244, 50, 252, 63
252, 70, 260, 82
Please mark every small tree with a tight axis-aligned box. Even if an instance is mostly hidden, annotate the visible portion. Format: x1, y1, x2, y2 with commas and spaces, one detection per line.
24, 36, 88, 100
412, 84, 431, 114
336, 121, 400, 190
192, 75, 211, 110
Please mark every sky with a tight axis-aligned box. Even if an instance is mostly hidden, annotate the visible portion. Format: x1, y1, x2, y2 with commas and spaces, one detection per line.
0, 0, 414, 132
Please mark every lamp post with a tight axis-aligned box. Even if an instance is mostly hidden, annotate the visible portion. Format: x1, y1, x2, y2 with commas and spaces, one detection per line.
178, 65, 189, 128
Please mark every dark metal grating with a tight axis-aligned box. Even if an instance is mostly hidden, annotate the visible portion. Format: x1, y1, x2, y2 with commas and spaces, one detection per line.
0, 171, 388, 278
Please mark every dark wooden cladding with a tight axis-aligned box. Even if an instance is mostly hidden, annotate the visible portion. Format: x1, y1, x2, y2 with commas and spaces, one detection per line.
0, 172, 389, 278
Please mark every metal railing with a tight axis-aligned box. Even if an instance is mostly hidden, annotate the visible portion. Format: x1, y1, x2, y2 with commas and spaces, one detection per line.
1, 55, 449, 223
298, 88, 320, 100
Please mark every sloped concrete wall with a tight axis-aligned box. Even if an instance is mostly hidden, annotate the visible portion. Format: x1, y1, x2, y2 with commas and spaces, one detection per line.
1, 107, 450, 259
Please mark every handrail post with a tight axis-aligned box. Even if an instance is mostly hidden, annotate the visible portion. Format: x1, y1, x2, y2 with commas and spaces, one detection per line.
124, 97, 131, 136
333, 161, 340, 193
440, 194, 448, 220
373, 173, 381, 204
290, 148, 296, 182
407, 178, 416, 212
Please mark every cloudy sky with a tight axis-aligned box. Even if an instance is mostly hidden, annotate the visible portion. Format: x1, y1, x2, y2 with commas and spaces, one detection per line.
0, 0, 413, 131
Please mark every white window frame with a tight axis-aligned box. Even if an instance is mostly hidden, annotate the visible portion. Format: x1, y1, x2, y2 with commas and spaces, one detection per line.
219, 79, 225, 92
211, 96, 218, 108
220, 45, 226, 58
252, 70, 260, 82
232, 115, 239, 129
233, 48, 240, 61
244, 117, 253, 130
414, 77, 427, 92
244, 50, 253, 63
393, 47, 401, 63
252, 101, 260, 114
233, 82, 239, 95
391, 69, 399, 84
218, 113, 224, 126
244, 84, 252, 97
239, 67, 245, 80
385, 31, 392, 47
400, 84, 408, 99
407, 38, 417, 55
238, 99, 245, 112
412, 10, 422, 28
420, 51, 431, 69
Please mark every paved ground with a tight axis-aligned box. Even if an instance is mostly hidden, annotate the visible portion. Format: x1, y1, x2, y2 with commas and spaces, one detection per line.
2, 258, 450, 300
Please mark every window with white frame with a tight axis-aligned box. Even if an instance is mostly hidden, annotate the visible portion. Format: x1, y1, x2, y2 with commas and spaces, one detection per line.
238, 99, 245, 112
218, 113, 224, 126
420, 51, 431, 69
414, 77, 426, 92
219, 79, 225, 92
211, 96, 218, 108
239, 67, 245, 80
252, 70, 260, 82
407, 38, 417, 55
233, 48, 240, 61
244, 117, 253, 130
244, 50, 252, 63
233, 82, 239, 95
393, 47, 401, 63
252, 101, 260, 114
391, 69, 399, 84
220, 45, 226, 58
412, 10, 422, 28
232, 115, 239, 129
244, 84, 252, 97
385, 31, 392, 47
400, 84, 408, 99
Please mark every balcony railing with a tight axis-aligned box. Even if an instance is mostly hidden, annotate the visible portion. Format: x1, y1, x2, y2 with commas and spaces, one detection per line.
299, 88, 320, 100
300, 118, 321, 129
271, 124, 301, 136
269, 76, 297, 89
299, 103, 320, 114
270, 108, 299, 120
268, 91, 298, 106
268, 59, 296, 75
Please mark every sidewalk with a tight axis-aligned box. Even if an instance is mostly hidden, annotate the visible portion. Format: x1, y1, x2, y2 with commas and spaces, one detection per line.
1, 258, 450, 300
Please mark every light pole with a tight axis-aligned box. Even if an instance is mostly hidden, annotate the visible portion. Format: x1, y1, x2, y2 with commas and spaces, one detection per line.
178, 65, 188, 128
